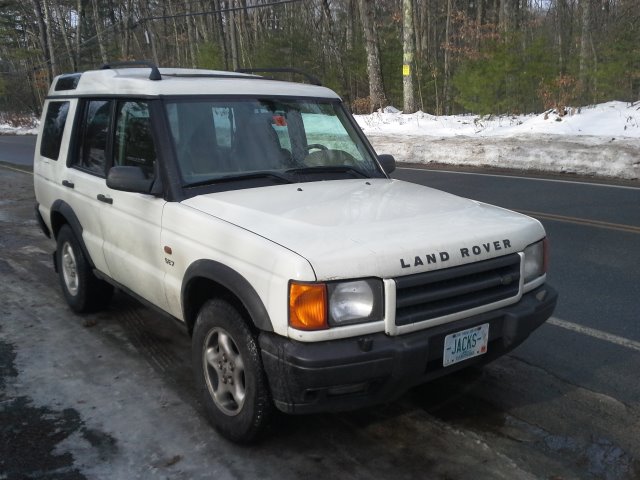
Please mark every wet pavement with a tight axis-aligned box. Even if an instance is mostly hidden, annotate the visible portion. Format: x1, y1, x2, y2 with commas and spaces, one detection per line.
1, 164, 639, 479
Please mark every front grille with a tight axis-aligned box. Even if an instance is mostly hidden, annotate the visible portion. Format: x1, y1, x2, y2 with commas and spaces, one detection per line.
394, 253, 521, 326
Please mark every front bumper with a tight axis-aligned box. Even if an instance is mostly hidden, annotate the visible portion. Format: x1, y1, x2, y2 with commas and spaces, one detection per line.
260, 284, 557, 414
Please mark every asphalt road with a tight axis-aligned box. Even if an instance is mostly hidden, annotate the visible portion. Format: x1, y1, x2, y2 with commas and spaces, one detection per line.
0, 135, 37, 166
1, 135, 639, 479
392, 168, 640, 407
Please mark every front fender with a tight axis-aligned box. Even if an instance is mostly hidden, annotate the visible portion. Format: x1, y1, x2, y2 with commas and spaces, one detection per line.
182, 259, 274, 333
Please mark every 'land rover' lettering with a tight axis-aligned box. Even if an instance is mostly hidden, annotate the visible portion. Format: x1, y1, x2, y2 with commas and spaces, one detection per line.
460, 239, 512, 258
402, 238, 512, 268
400, 250, 452, 268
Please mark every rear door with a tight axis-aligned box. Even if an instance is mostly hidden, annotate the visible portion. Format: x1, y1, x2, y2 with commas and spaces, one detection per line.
64, 98, 112, 275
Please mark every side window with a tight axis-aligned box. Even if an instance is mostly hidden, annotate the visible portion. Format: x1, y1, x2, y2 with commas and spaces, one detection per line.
40, 101, 70, 160
113, 101, 156, 178
75, 100, 111, 176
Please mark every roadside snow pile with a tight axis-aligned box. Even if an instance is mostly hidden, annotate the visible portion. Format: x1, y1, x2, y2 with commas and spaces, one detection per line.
356, 101, 640, 138
0, 114, 38, 135
355, 101, 640, 180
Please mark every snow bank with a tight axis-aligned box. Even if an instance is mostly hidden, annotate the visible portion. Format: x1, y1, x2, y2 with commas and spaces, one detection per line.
1, 103, 638, 179
355, 101, 640, 180
0, 121, 38, 135
355, 101, 640, 138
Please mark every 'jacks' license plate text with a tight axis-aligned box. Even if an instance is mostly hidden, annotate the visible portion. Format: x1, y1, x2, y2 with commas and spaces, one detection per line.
443, 323, 489, 367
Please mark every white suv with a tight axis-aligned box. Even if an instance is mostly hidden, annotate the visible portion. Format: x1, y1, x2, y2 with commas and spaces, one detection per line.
33, 63, 557, 443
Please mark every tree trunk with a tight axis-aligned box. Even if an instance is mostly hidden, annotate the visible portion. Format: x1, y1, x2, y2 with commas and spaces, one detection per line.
91, 0, 108, 64
30, 0, 53, 83
139, 0, 159, 65
403, 0, 417, 113
214, 0, 229, 70
54, 4, 75, 71
122, 0, 133, 60
228, 1, 239, 70
321, 0, 349, 102
184, 0, 198, 67
500, 0, 514, 32
579, 0, 591, 100
75, 0, 83, 70
443, 0, 452, 114
476, 0, 483, 49
42, 0, 57, 76
357, 0, 388, 111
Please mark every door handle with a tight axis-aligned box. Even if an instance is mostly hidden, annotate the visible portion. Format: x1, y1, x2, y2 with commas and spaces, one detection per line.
97, 194, 113, 204
62, 180, 74, 189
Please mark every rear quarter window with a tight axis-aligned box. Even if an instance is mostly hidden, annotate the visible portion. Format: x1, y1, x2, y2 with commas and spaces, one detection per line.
40, 101, 70, 160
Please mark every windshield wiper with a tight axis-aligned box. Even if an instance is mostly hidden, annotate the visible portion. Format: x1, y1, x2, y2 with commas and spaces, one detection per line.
185, 171, 293, 188
285, 165, 369, 178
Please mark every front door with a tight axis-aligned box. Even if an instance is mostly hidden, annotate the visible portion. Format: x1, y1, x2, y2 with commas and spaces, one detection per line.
97, 100, 168, 310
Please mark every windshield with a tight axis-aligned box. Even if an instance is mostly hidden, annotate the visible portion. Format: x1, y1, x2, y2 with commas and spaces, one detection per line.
164, 98, 384, 187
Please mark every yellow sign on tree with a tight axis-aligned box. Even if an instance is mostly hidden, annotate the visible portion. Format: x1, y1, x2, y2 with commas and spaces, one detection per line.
403, 64, 411, 77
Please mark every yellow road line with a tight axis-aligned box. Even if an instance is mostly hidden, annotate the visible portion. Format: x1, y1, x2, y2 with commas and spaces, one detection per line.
0, 163, 33, 175
518, 209, 640, 235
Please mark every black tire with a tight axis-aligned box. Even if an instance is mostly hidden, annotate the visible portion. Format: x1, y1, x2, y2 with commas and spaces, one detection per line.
192, 299, 273, 443
55, 224, 113, 313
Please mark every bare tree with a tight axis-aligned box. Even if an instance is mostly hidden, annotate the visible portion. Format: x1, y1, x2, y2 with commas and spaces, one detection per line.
91, 0, 108, 64
184, 0, 198, 67
357, 0, 388, 111
42, 0, 57, 76
579, 0, 591, 99
228, 1, 239, 70
75, 0, 83, 69
30, 0, 53, 82
403, 0, 417, 113
443, 0, 453, 114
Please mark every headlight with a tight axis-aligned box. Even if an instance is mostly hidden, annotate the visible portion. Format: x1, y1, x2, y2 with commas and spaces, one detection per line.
289, 279, 384, 330
328, 280, 384, 326
523, 239, 547, 283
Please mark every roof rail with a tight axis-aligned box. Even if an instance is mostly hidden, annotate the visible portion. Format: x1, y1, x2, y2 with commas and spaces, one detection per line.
235, 68, 322, 86
101, 60, 162, 81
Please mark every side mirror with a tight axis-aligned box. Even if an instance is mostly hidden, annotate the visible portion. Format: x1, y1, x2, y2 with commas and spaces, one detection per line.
378, 154, 396, 175
107, 166, 154, 194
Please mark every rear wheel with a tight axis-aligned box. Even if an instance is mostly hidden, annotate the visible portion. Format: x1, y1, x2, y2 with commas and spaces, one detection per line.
56, 225, 113, 313
192, 299, 273, 443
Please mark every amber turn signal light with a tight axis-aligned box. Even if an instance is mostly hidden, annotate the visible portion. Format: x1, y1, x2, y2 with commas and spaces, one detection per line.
289, 282, 328, 330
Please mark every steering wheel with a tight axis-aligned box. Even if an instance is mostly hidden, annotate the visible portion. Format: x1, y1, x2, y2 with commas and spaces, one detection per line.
305, 143, 328, 151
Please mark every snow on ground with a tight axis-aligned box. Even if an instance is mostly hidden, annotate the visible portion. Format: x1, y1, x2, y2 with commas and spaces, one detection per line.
2, 102, 639, 179
355, 101, 640, 180
0, 122, 38, 135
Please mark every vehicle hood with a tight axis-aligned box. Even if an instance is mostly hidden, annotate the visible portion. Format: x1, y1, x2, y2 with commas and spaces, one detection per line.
182, 179, 545, 280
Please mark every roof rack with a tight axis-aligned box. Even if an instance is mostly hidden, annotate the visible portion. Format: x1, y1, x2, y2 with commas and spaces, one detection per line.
235, 68, 322, 86
101, 60, 161, 81
160, 73, 258, 81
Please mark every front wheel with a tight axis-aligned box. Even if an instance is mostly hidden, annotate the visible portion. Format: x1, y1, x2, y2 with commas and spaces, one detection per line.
192, 299, 273, 443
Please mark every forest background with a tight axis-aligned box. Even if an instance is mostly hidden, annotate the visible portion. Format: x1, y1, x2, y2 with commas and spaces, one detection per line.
0, 0, 638, 120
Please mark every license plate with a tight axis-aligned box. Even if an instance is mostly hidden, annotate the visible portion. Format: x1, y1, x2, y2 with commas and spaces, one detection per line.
443, 323, 489, 367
